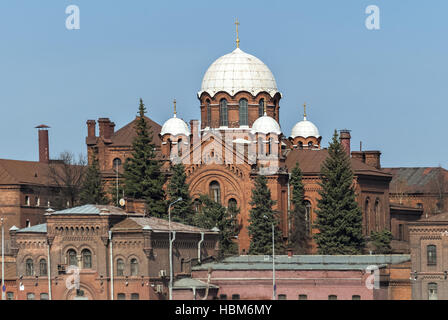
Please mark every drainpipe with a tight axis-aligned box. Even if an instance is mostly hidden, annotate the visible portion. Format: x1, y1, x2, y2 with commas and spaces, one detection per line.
109, 231, 114, 300
287, 174, 291, 235
47, 240, 52, 300
198, 232, 204, 264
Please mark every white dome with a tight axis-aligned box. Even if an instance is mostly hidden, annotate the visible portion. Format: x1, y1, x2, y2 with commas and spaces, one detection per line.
290, 119, 320, 138
199, 48, 279, 98
251, 114, 282, 135
160, 115, 190, 136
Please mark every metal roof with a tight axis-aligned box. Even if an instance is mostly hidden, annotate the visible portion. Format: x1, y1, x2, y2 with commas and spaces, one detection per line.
16, 223, 47, 233
193, 255, 411, 271
173, 278, 219, 290
51, 204, 126, 215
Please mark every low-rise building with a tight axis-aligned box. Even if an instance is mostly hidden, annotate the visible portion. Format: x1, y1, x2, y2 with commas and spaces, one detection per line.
6, 204, 219, 300
173, 255, 412, 300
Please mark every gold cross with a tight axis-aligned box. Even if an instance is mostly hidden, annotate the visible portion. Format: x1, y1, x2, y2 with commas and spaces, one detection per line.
173, 99, 177, 116
235, 18, 240, 48
303, 102, 307, 118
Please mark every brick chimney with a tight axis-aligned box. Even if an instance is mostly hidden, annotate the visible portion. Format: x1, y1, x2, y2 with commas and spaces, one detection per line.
87, 120, 96, 138
350, 151, 381, 169
35, 125, 50, 163
109, 122, 115, 137
339, 129, 351, 157
98, 118, 112, 139
190, 119, 199, 142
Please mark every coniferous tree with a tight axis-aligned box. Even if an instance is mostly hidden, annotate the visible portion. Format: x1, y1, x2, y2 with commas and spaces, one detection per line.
79, 153, 108, 205
193, 195, 239, 259
248, 175, 284, 255
369, 230, 392, 254
289, 162, 310, 254
122, 99, 166, 216
313, 130, 365, 254
167, 163, 194, 224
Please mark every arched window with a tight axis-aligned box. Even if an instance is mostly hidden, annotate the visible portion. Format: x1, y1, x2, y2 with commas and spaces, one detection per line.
25, 196, 30, 206
228, 198, 237, 210
427, 245, 437, 265
39, 259, 47, 276
130, 258, 139, 276
308, 141, 313, 149
82, 249, 92, 269
117, 259, 125, 276
298, 141, 303, 150
177, 139, 183, 157
364, 198, 370, 235
219, 99, 228, 126
68, 249, 77, 266
206, 99, 211, 127
428, 283, 438, 300
259, 99, 264, 117
193, 198, 202, 213
25, 259, 34, 276
374, 199, 380, 231
113, 158, 122, 170
267, 138, 273, 155
209, 181, 221, 204
239, 99, 248, 126
304, 201, 312, 233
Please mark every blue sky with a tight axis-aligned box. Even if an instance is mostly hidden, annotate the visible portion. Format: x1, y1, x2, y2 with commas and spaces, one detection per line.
0, 0, 446, 167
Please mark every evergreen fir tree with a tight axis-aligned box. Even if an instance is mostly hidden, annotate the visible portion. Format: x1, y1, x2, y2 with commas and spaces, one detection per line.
369, 230, 392, 254
193, 195, 238, 259
313, 130, 365, 254
248, 175, 284, 255
288, 162, 310, 254
122, 99, 166, 216
167, 163, 194, 224
79, 153, 108, 205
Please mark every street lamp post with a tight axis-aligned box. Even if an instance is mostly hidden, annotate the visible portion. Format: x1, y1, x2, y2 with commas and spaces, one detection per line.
272, 222, 276, 300
168, 197, 182, 300
1, 218, 5, 300
264, 215, 276, 300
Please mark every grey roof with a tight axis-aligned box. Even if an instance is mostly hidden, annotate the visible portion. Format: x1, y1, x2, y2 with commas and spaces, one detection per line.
111, 217, 217, 234
193, 255, 411, 271
173, 278, 219, 290
51, 204, 127, 216
16, 223, 47, 233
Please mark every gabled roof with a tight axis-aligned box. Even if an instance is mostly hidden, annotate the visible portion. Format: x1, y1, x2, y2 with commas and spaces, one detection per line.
109, 116, 162, 147
285, 149, 392, 178
0, 159, 63, 186
111, 216, 217, 234
50, 204, 127, 216
383, 167, 448, 194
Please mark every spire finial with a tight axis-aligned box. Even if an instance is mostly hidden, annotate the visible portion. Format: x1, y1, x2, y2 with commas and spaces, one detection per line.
303, 102, 307, 120
235, 18, 240, 48
264, 99, 267, 116
173, 99, 177, 117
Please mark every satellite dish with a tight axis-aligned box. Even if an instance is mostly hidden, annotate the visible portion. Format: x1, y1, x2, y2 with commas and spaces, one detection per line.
119, 198, 126, 207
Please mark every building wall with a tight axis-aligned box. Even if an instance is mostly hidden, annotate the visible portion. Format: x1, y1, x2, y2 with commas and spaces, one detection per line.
409, 221, 448, 300
189, 269, 384, 300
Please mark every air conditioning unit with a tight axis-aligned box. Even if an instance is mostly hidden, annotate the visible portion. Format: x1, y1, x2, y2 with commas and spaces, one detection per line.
155, 284, 163, 293
159, 269, 167, 278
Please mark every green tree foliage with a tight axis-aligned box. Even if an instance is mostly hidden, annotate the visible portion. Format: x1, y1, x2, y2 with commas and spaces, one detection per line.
369, 230, 393, 254
193, 195, 239, 259
248, 175, 284, 255
289, 162, 310, 254
122, 99, 166, 217
313, 130, 365, 255
167, 163, 194, 224
79, 153, 108, 205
